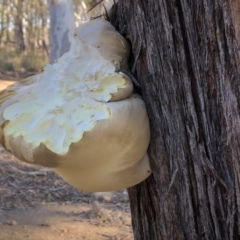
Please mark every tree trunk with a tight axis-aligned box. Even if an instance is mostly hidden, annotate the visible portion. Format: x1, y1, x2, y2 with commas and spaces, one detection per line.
6, 3, 10, 43
110, 0, 240, 239
0, 0, 7, 45
14, 0, 25, 53
48, 0, 75, 63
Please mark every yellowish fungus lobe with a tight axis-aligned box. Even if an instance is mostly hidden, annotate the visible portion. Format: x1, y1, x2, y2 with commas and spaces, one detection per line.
0, 19, 151, 192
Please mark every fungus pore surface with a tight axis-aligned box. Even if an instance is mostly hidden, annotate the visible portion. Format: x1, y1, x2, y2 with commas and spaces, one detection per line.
2, 37, 131, 156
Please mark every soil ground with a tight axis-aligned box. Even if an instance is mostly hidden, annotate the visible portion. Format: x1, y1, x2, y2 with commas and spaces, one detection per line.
0, 76, 133, 240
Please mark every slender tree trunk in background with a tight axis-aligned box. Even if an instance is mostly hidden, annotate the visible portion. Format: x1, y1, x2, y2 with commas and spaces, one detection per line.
26, 1, 34, 52
14, 0, 25, 53
0, 0, 6, 45
40, 0, 48, 55
6, 4, 10, 43
48, 0, 75, 63
110, 0, 240, 239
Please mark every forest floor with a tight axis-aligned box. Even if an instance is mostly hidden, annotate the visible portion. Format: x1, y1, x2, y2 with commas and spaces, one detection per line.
0, 76, 133, 240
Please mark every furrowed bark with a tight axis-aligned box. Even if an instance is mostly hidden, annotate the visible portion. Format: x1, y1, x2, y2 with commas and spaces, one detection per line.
110, 1, 240, 239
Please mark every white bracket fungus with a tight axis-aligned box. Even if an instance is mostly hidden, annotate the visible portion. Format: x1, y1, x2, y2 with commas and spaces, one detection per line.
76, 19, 130, 71
0, 19, 151, 192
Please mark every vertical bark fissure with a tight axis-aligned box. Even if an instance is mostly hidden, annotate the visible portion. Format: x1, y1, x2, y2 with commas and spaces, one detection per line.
179, 1, 224, 237
169, 3, 204, 239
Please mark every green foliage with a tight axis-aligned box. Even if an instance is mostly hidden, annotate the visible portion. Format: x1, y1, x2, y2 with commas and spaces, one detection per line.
20, 52, 47, 72
0, 48, 15, 72
0, 61, 14, 72
0, 47, 47, 73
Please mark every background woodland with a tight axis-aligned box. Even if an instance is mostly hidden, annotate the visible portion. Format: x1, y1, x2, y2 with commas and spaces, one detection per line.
0, 0, 108, 73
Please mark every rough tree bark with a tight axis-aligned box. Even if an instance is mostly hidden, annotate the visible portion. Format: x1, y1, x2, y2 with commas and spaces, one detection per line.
48, 0, 75, 63
110, 1, 240, 239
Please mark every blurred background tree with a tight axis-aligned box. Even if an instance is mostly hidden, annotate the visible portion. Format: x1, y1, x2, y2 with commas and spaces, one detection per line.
0, 0, 113, 73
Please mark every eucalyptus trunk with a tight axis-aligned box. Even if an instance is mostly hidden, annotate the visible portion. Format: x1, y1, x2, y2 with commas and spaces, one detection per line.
48, 0, 75, 63
110, 1, 240, 239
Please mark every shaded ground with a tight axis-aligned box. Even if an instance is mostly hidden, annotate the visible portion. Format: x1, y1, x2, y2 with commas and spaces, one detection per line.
0, 78, 133, 240
0, 147, 133, 240
0, 80, 15, 91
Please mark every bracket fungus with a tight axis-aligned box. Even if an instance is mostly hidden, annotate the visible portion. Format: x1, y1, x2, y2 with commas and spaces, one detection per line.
76, 19, 130, 71
0, 19, 151, 192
